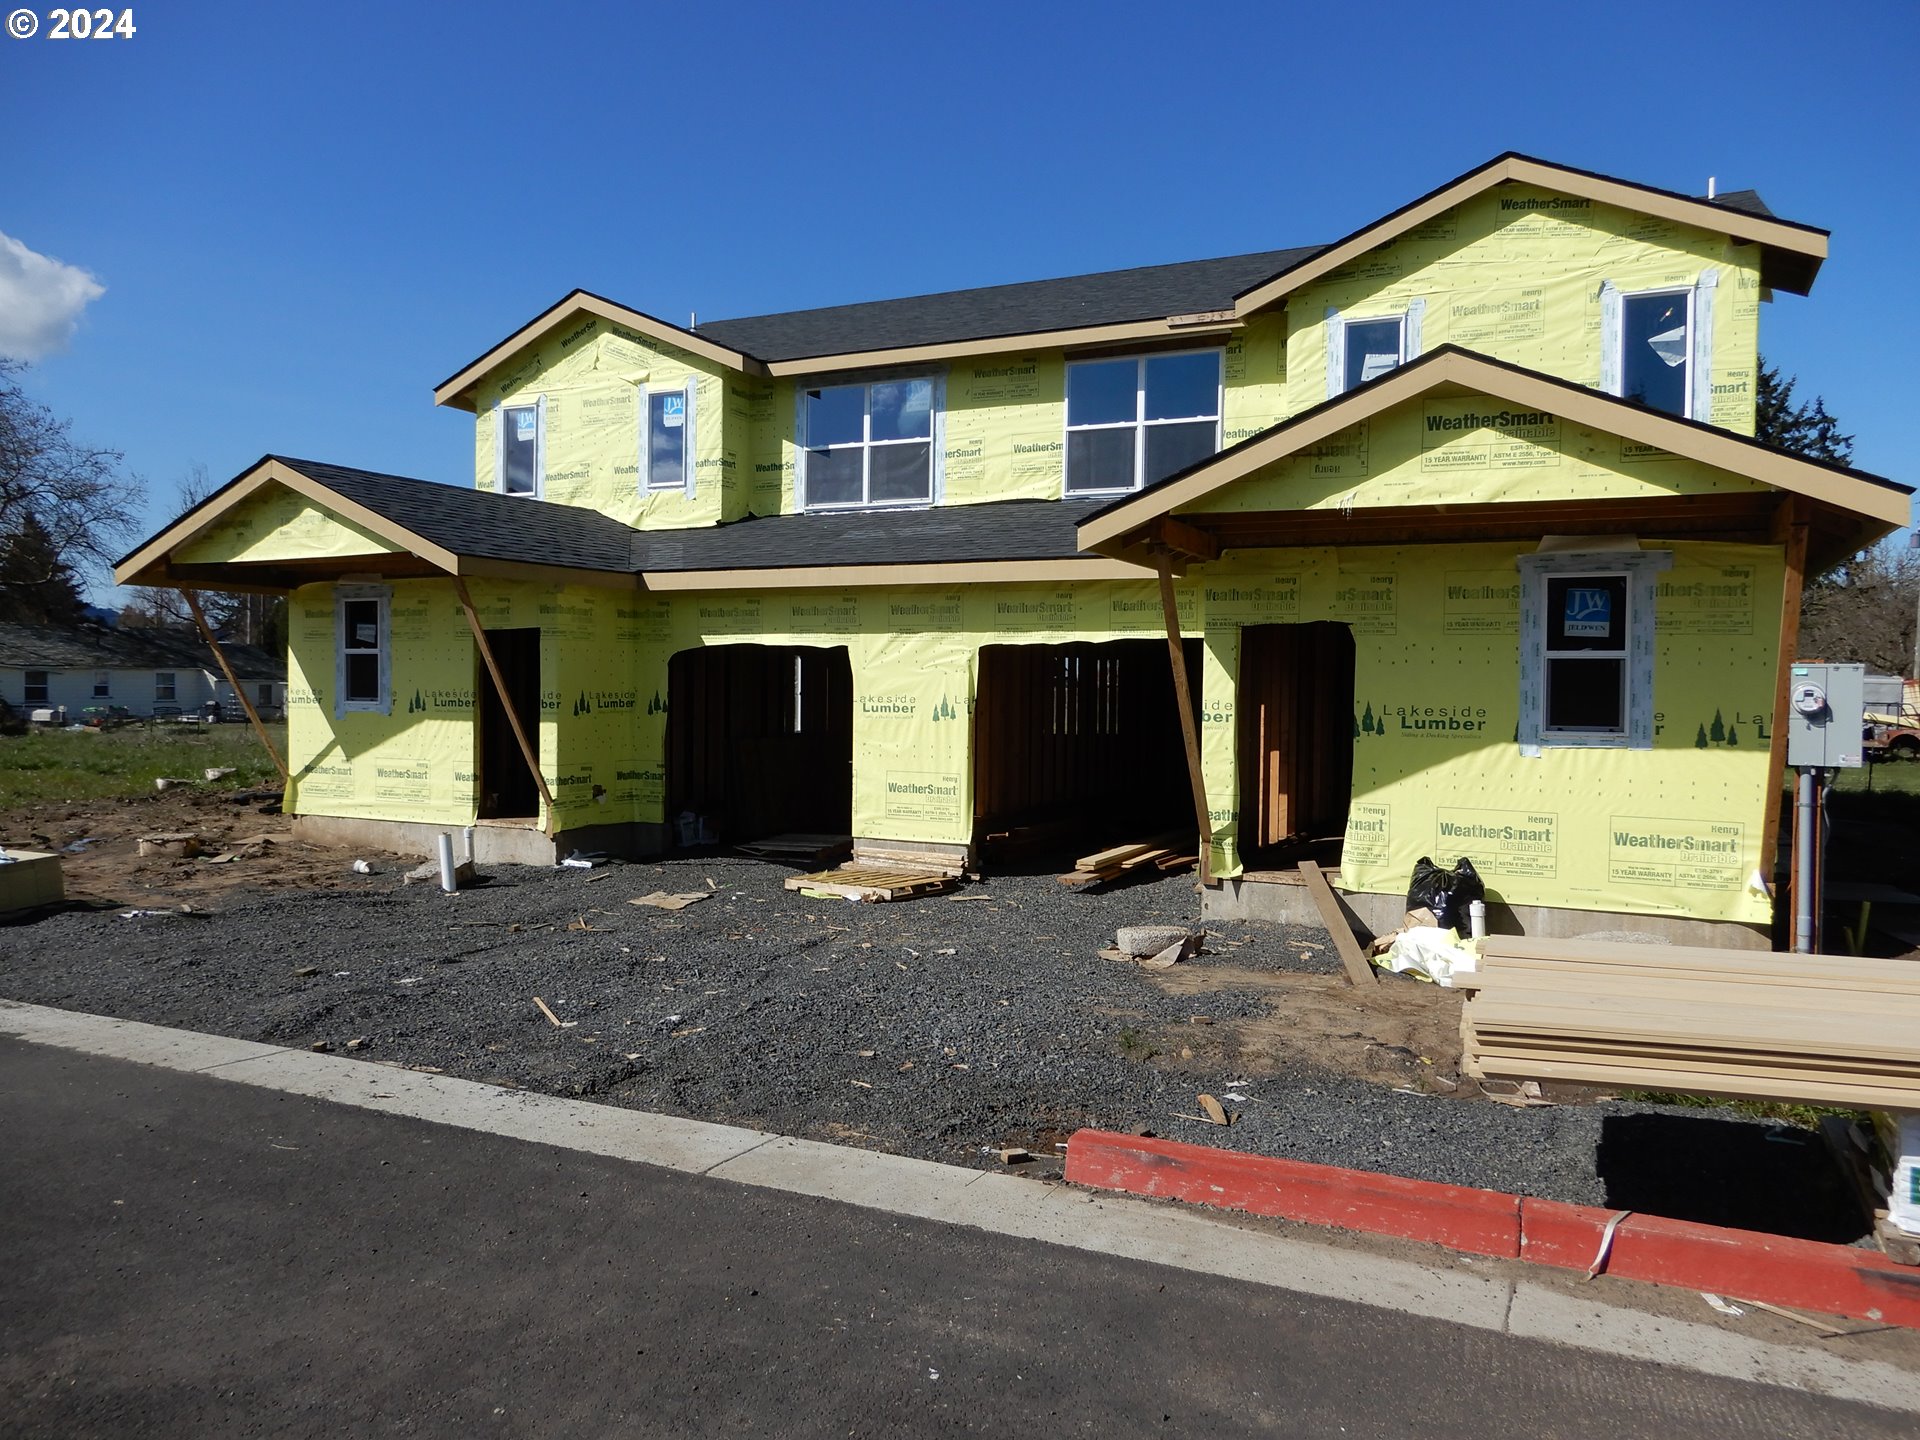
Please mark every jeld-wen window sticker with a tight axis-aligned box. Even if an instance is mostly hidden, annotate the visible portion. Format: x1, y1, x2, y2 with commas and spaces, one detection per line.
642, 384, 694, 494
1516, 549, 1670, 754
498, 399, 544, 497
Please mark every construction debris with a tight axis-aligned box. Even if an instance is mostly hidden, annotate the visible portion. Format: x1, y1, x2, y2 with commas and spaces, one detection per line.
1298, 860, 1377, 987
629, 891, 710, 910
1059, 832, 1196, 890
735, 833, 852, 864
137, 832, 202, 859
532, 997, 571, 1028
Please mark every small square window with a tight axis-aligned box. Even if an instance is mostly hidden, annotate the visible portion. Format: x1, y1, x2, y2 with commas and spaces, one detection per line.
24, 671, 48, 705
1342, 317, 1406, 392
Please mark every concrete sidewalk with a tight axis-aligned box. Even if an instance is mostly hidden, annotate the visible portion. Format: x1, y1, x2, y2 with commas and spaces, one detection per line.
1, 1005, 1916, 1435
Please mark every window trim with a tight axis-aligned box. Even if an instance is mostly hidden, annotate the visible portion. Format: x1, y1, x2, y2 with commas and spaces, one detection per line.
1516, 548, 1671, 754
23, 670, 48, 706
155, 672, 177, 703
1601, 272, 1718, 421
334, 584, 392, 718
496, 397, 546, 499
799, 375, 940, 511
92, 670, 111, 699
1325, 300, 1425, 398
639, 381, 697, 496
1062, 348, 1224, 498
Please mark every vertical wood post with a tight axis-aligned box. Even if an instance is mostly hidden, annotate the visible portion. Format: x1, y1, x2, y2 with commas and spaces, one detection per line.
1760, 499, 1809, 940
1155, 555, 1212, 884
181, 589, 289, 789
454, 577, 556, 834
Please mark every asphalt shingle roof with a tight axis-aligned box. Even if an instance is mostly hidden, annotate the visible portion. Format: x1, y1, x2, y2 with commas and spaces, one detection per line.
0, 622, 283, 679
697, 247, 1326, 363
272, 458, 642, 574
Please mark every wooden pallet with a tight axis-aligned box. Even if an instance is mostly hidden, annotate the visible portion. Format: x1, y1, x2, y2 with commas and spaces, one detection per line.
1461, 935, 1920, 1111
784, 865, 958, 903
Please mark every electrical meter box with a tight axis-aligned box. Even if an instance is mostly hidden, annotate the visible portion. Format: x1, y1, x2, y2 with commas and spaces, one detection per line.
1786, 662, 1865, 768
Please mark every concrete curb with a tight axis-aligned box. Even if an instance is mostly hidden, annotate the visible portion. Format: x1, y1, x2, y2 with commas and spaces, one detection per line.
1065, 1129, 1920, 1329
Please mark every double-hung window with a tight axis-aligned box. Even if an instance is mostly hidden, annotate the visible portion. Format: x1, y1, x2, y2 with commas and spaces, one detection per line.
24, 671, 48, 705
1064, 351, 1221, 495
92, 671, 110, 699
155, 672, 176, 704
497, 400, 544, 497
1517, 549, 1670, 753
802, 378, 934, 508
642, 385, 693, 493
335, 586, 391, 716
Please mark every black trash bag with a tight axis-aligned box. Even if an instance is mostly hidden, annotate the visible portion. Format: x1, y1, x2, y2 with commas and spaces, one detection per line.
1404, 856, 1485, 934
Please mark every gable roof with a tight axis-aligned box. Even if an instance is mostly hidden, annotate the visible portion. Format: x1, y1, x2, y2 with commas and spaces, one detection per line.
0, 622, 283, 680
1077, 346, 1908, 555
116, 457, 648, 591
433, 154, 1825, 406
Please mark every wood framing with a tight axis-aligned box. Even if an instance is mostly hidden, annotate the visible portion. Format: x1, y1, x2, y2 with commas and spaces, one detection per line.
1760, 498, 1811, 888
639, 556, 1151, 592
1155, 555, 1212, 884
181, 589, 290, 789
1076, 348, 1909, 555
454, 577, 555, 833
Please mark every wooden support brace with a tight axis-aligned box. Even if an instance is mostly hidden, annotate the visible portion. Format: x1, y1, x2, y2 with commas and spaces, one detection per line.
1300, 859, 1377, 987
454, 576, 556, 834
180, 589, 289, 790
1761, 498, 1809, 919
1155, 554, 1212, 884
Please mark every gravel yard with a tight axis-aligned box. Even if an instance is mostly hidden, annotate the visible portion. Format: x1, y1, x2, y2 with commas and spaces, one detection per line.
0, 853, 1863, 1242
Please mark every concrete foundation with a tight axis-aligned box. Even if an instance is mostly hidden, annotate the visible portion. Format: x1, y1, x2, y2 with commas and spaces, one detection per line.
1205, 872, 1771, 951
291, 815, 671, 868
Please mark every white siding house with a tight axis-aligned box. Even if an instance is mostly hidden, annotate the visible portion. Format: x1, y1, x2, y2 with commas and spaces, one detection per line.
0, 623, 285, 722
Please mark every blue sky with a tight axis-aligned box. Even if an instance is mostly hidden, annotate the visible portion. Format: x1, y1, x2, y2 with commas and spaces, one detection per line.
3, 0, 1916, 598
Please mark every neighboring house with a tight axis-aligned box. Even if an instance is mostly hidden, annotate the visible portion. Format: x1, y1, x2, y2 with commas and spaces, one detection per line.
116, 153, 1909, 946
0, 623, 286, 720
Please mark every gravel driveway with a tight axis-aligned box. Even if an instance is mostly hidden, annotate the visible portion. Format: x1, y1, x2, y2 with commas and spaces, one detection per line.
0, 855, 1862, 1241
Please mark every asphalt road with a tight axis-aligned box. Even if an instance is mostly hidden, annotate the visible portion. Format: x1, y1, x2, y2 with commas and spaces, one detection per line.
0, 1036, 1907, 1439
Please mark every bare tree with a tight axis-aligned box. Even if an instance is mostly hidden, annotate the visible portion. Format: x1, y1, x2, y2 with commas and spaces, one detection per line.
0, 358, 142, 606
1800, 539, 1919, 677
119, 462, 284, 648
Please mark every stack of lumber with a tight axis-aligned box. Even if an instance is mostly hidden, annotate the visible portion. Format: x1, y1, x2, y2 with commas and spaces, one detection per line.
784, 865, 957, 903
1059, 832, 1196, 890
734, 833, 851, 864
1460, 936, 1920, 1110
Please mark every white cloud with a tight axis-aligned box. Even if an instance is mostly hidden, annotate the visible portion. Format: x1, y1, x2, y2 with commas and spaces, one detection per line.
0, 231, 106, 360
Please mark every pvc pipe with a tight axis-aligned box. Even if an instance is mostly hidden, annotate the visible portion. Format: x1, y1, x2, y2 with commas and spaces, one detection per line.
1468, 900, 1487, 942
1794, 767, 1817, 953
437, 832, 458, 894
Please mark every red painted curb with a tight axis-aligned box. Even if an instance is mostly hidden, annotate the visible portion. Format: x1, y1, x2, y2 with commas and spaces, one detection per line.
1067, 1130, 1920, 1329
1064, 1129, 1521, 1258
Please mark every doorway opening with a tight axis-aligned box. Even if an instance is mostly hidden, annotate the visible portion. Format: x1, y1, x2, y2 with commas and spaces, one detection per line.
666, 644, 853, 845
973, 638, 1200, 863
476, 627, 542, 820
1236, 622, 1356, 869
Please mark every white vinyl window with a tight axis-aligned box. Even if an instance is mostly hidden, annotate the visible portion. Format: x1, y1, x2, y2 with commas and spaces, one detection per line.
1601, 274, 1717, 420
92, 671, 110, 699
24, 670, 48, 705
497, 399, 545, 497
802, 378, 935, 508
334, 586, 391, 716
642, 384, 694, 494
257, 683, 274, 708
1517, 550, 1670, 753
1064, 351, 1222, 495
1324, 302, 1424, 398
155, 672, 176, 703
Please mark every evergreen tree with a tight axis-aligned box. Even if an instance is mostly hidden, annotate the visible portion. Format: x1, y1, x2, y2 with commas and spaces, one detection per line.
1695, 723, 1709, 749
1710, 708, 1726, 743
0, 512, 86, 623
1756, 361, 1854, 466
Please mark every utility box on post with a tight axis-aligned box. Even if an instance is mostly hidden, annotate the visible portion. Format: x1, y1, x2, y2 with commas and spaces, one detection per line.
1786, 662, 1866, 768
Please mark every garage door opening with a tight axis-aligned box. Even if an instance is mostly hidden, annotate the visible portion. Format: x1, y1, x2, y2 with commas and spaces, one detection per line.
973, 639, 1200, 865
666, 644, 852, 846
1236, 622, 1355, 869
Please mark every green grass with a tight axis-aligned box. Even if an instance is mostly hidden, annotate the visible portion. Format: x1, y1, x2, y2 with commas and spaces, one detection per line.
0, 723, 287, 810
1834, 758, 1920, 797
1622, 1091, 1869, 1129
